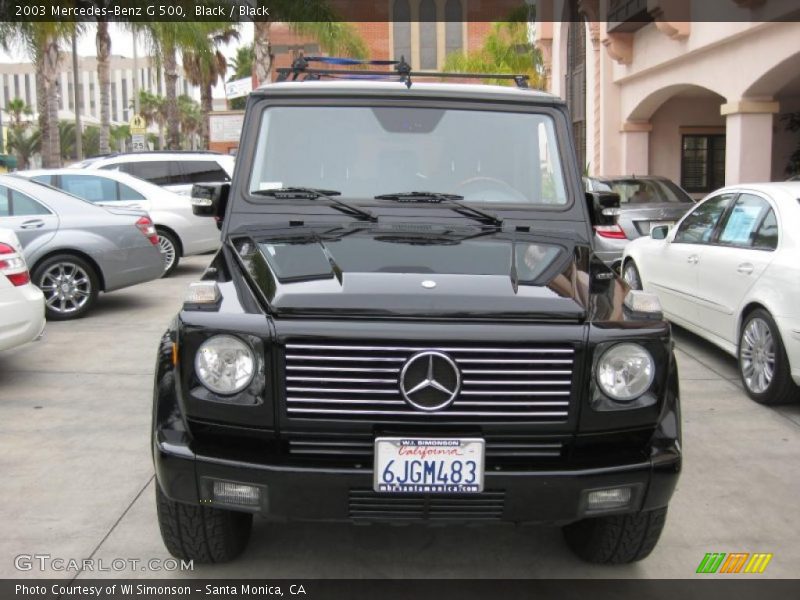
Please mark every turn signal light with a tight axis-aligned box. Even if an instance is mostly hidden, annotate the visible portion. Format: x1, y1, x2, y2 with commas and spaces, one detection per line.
594, 225, 628, 239
135, 216, 159, 246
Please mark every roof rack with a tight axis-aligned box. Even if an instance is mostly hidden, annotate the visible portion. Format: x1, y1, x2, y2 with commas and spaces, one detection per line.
275, 56, 530, 89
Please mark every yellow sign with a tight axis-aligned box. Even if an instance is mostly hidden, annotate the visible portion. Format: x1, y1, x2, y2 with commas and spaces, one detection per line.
129, 114, 147, 134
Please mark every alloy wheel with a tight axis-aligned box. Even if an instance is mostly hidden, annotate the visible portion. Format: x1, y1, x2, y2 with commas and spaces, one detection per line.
159, 234, 177, 272
623, 263, 641, 290
740, 317, 776, 394
39, 262, 92, 315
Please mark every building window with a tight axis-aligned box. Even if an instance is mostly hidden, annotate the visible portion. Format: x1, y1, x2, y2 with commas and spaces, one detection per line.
2, 74, 8, 108
566, 18, 587, 171
392, 0, 412, 63
111, 81, 118, 122
122, 78, 128, 113
681, 134, 726, 193
24, 74, 31, 106
89, 80, 96, 115
67, 80, 74, 111
445, 0, 463, 56
13, 74, 19, 100
419, 0, 438, 69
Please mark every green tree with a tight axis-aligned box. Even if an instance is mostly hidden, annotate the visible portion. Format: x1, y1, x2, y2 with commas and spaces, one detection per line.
442, 11, 543, 89
136, 90, 167, 149
177, 95, 202, 149
4, 98, 39, 170
251, 1, 368, 84
0, 22, 79, 167
59, 120, 77, 161
110, 124, 130, 152
182, 25, 240, 149
227, 44, 254, 110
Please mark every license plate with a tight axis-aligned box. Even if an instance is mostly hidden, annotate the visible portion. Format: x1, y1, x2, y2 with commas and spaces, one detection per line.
649, 221, 674, 233
374, 437, 485, 493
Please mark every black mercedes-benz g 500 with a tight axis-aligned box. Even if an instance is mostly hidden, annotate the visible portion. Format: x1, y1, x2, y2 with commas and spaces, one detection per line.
152, 62, 681, 565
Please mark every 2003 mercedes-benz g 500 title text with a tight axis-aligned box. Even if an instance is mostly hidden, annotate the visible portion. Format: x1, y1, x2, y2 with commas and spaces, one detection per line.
151, 58, 681, 565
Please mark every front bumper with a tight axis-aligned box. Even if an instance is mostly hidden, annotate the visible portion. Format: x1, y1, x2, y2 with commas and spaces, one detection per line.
154, 431, 680, 524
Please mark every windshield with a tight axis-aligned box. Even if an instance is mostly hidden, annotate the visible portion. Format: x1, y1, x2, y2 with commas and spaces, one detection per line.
603, 178, 692, 204
249, 106, 568, 206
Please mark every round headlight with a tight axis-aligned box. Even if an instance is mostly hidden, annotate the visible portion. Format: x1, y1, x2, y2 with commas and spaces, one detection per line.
596, 343, 655, 402
195, 335, 255, 395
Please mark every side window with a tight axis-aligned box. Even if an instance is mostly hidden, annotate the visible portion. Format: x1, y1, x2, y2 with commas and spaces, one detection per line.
121, 161, 177, 186
59, 175, 118, 202
718, 194, 772, 248
179, 160, 231, 184
118, 182, 146, 201
752, 207, 778, 251
31, 175, 53, 185
0, 185, 51, 216
0, 185, 9, 216
674, 193, 734, 244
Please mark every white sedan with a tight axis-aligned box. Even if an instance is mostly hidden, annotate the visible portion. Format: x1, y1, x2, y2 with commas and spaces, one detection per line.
0, 229, 45, 352
622, 182, 800, 405
20, 169, 220, 276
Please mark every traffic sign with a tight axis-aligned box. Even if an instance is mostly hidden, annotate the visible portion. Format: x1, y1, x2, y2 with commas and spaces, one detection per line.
131, 133, 147, 152
129, 114, 147, 135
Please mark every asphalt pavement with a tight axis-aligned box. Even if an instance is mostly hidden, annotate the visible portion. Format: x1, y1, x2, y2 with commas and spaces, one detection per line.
1, 255, 798, 579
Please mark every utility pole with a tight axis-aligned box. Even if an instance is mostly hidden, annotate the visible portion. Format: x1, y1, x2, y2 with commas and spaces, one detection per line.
72, 31, 83, 160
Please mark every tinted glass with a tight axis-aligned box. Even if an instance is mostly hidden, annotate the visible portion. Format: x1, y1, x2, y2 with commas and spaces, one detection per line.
606, 179, 691, 204
0, 185, 51, 216
718, 194, 771, 247
180, 160, 231, 184
30, 174, 53, 185
120, 161, 177, 185
59, 174, 118, 202
674, 194, 733, 244
0, 186, 8, 216
752, 208, 778, 250
250, 107, 569, 206
118, 182, 146, 201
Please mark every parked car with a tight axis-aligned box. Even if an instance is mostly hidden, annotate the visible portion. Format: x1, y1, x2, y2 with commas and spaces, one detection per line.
20, 169, 220, 276
622, 182, 800, 405
151, 74, 681, 566
70, 151, 234, 196
585, 176, 694, 269
0, 228, 45, 351
0, 175, 164, 320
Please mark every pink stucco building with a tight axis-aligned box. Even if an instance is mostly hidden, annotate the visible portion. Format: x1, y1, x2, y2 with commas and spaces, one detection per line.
535, 0, 800, 194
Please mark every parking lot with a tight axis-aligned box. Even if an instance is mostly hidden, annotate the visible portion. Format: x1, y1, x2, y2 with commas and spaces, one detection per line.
1, 254, 799, 579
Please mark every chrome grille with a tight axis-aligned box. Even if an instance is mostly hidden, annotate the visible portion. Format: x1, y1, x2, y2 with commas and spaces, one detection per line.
284, 342, 576, 422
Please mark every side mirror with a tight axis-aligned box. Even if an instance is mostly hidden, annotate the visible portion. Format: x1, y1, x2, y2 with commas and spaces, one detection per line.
191, 183, 230, 229
585, 191, 621, 226
651, 225, 669, 240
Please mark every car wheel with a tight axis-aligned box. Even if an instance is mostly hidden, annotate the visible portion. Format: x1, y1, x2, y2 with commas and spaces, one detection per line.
33, 254, 100, 321
562, 507, 668, 564
622, 260, 642, 290
738, 309, 798, 405
157, 229, 181, 277
155, 483, 252, 563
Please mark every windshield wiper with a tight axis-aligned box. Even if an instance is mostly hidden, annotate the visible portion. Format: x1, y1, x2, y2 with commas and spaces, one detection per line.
252, 187, 377, 222
374, 191, 503, 227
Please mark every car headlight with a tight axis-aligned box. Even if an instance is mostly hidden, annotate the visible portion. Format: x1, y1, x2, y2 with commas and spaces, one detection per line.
195, 335, 255, 395
596, 343, 655, 401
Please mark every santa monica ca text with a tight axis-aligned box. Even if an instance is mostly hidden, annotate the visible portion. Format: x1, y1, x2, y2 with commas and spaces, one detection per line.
16, 584, 306, 596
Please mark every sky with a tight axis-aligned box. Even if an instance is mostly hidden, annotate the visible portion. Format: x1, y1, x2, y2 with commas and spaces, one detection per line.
0, 22, 254, 99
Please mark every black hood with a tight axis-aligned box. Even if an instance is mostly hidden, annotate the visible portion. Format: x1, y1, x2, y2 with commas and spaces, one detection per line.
230, 223, 615, 321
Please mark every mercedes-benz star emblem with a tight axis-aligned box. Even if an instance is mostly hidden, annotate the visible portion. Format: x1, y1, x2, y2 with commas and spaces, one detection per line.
399, 351, 461, 412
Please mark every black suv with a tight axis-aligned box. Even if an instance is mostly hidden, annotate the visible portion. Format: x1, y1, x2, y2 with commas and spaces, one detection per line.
152, 66, 681, 565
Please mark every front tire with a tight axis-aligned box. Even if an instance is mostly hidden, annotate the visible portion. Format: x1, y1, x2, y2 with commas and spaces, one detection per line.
738, 309, 797, 405
155, 483, 252, 563
622, 260, 642, 290
562, 507, 668, 564
157, 229, 181, 277
33, 254, 100, 320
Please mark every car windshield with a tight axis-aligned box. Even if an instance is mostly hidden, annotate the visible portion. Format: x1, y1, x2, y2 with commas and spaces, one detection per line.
248, 106, 568, 206
603, 179, 692, 204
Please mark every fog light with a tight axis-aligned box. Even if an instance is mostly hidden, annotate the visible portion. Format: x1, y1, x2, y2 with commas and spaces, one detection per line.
586, 486, 632, 510
212, 481, 261, 507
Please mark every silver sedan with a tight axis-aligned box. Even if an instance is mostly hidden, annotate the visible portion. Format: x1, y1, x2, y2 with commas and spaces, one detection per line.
0, 175, 164, 320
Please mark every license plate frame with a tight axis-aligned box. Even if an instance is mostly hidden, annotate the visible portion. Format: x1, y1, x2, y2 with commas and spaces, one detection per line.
373, 437, 485, 494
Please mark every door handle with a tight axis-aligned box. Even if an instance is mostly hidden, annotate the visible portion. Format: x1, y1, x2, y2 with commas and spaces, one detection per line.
737, 263, 754, 275
20, 219, 45, 229
687, 255, 699, 264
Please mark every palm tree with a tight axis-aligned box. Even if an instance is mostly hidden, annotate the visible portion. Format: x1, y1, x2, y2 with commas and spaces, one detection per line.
0, 22, 78, 167
95, 12, 112, 154
177, 95, 201, 150
110, 124, 130, 152
137, 90, 166, 149
6, 127, 41, 170
228, 45, 254, 110
59, 120, 77, 160
442, 11, 544, 89
251, 1, 368, 84
182, 25, 240, 149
